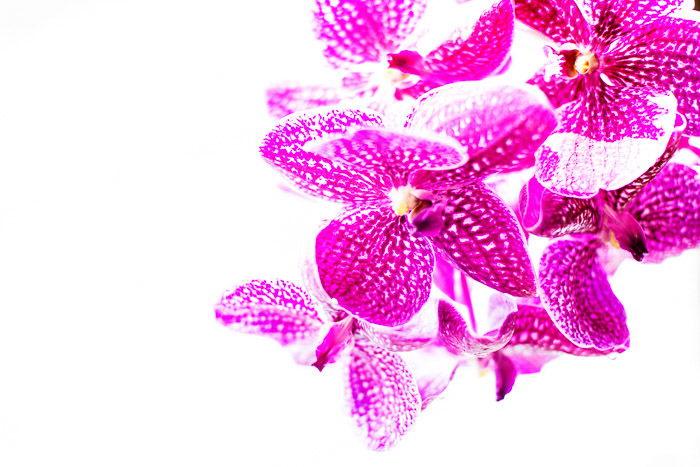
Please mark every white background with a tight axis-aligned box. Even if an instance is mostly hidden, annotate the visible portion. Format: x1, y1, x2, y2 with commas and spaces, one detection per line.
1, 1, 699, 466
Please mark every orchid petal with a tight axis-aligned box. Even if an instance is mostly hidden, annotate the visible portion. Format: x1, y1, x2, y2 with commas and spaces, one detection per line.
312, 317, 355, 371
527, 66, 583, 109
421, 0, 514, 83
609, 16, 700, 135
607, 114, 685, 211
628, 163, 700, 263
313, 128, 464, 187
438, 300, 516, 357
492, 352, 517, 401
431, 183, 536, 297
507, 304, 618, 356
539, 236, 629, 351
402, 343, 462, 410
355, 299, 437, 352
314, 0, 427, 68
519, 176, 601, 237
347, 341, 421, 450
583, 0, 684, 36
499, 350, 558, 375
536, 86, 678, 198
260, 108, 388, 203
406, 81, 557, 183
514, 0, 592, 44
315, 205, 434, 327
215, 280, 323, 345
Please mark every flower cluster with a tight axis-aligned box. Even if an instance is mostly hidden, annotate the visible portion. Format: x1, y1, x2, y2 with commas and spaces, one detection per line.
216, 0, 700, 450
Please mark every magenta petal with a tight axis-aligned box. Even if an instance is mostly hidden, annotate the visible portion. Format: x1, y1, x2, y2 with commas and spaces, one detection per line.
313, 129, 465, 187
431, 183, 536, 297
406, 81, 557, 183
536, 86, 678, 197
266, 83, 346, 119
312, 317, 354, 371
608, 115, 685, 211
600, 205, 648, 261
347, 341, 421, 451
539, 237, 629, 351
438, 300, 516, 357
260, 108, 389, 203
628, 163, 700, 263
215, 280, 323, 345
315, 206, 434, 327
421, 0, 514, 82
492, 352, 517, 401
314, 0, 427, 68
507, 304, 618, 356
612, 16, 700, 135
519, 176, 601, 237
584, 0, 684, 33
514, 0, 592, 44
527, 66, 583, 109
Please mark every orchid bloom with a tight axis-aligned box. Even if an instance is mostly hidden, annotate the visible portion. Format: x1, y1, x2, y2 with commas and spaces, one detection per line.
520, 155, 700, 351
433, 260, 619, 400
259, 81, 558, 328
215, 279, 437, 450
437, 299, 618, 400
268, 0, 515, 118
520, 114, 687, 260
514, 0, 700, 197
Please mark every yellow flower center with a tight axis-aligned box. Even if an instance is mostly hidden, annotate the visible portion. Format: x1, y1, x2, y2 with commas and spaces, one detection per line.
390, 186, 420, 216
574, 51, 599, 75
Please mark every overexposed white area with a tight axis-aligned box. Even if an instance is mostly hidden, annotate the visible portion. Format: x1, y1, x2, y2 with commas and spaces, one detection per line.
1, 1, 699, 466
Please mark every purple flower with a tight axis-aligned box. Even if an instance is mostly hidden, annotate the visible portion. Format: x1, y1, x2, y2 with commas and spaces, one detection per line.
520, 118, 700, 261
260, 82, 557, 327
436, 294, 619, 401
268, 0, 515, 118
515, 0, 700, 197
214, 279, 428, 450
521, 157, 700, 350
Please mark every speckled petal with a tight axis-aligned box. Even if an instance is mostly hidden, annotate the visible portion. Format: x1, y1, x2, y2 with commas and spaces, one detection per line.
628, 163, 700, 263
313, 129, 465, 187
405, 81, 553, 157
215, 280, 323, 345
535, 86, 678, 198
431, 184, 536, 297
539, 236, 629, 351
421, 0, 514, 83
506, 304, 618, 356
583, 0, 684, 37
514, 0, 592, 44
608, 115, 685, 211
266, 83, 346, 119
519, 176, 601, 237
347, 341, 421, 450
406, 81, 557, 183
260, 108, 388, 203
607, 16, 700, 135
527, 66, 583, 109
315, 205, 434, 327
438, 300, 516, 357
314, 0, 427, 68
